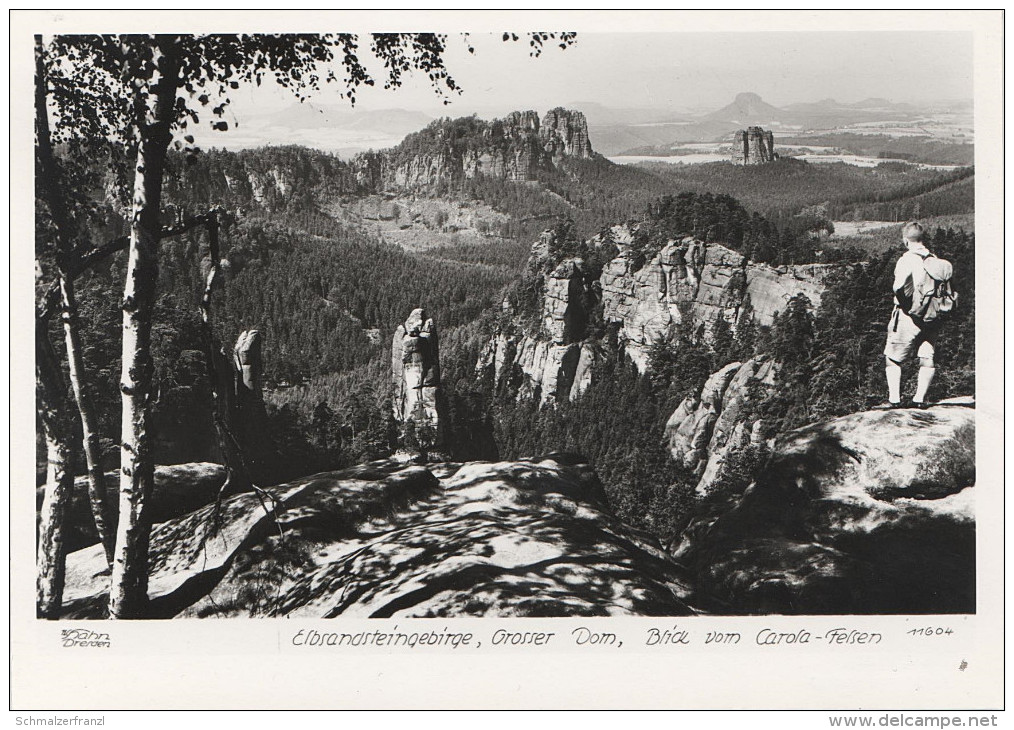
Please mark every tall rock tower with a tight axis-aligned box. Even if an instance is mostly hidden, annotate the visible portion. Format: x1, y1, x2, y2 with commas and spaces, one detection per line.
539, 108, 593, 162
392, 309, 441, 444
229, 329, 277, 484
732, 127, 776, 165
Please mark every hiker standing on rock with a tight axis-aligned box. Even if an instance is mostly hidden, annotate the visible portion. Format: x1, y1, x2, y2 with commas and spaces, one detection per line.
883, 222, 958, 409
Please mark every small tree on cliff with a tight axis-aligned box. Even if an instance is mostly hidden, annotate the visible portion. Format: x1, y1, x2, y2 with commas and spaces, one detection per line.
43, 31, 575, 619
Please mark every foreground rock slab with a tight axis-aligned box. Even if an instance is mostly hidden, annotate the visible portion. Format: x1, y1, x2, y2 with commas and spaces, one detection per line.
63, 456, 694, 618
675, 397, 976, 615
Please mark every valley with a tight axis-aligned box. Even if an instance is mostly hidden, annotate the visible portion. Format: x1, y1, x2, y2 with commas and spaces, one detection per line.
37, 94, 977, 619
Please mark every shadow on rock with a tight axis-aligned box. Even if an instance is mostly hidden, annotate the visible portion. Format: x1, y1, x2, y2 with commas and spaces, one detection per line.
677, 400, 976, 615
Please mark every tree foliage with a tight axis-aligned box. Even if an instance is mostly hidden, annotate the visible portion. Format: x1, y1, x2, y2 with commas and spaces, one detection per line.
36, 30, 578, 618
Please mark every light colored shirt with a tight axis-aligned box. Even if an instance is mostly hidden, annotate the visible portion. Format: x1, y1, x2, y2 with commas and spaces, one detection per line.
892, 244, 931, 305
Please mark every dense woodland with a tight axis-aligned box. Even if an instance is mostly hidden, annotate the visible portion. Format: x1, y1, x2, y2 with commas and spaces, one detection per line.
774, 133, 974, 166
466, 225, 976, 543
638, 158, 974, 222
41, 134, 976, 549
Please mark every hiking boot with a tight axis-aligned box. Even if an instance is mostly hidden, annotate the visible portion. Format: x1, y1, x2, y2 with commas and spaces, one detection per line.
875, 401, 906, 410
910, 400, 931, 410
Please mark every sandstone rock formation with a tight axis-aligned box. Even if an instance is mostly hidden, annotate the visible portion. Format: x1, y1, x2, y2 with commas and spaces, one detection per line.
153, 328, 274, 477
665, 356, 777, 495
479, 235, 597, 405
233, 329, 263, 394
599, 231, 832, 370
539, 107, 593, 161
60, 456, 695, 618
481, 335, 596, 407
350, 108, 594, 191
674, 397, 976, 614
732, 126, 776, 165
481, 228, 836, 404
228, 329, 276, 483
392, 308, 441, 433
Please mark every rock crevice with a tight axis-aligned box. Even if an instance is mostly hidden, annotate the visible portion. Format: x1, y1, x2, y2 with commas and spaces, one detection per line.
664, 356, 778, 495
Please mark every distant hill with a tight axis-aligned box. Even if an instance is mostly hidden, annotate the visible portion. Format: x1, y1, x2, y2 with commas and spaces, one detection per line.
706, 91, 788, 124
563, 100, 692, 126
614, 91, 972, 156
783, 97, 916, 114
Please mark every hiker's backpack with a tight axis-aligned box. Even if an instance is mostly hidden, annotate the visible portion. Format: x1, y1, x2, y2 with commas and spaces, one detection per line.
908, 253, 958, 324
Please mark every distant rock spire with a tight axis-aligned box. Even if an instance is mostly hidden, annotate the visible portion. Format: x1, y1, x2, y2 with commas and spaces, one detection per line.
233, 329, 263, 395
539, 108, 593, 161
392, 308, 442, 447
732, 127, 776, 165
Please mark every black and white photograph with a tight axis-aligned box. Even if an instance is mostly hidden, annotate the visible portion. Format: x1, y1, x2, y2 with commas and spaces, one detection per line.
11, 9, 1003, 713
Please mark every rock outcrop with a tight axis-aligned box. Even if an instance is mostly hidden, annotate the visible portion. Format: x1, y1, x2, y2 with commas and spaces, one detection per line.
480, 228, 837, 404
392, 308, 441, 433
598, 230, 833, 370
664, 356, 777, 495
350, 108, 595, 192
479, 234, 597, 406
732, 126, 776, 165
233, 329, 263, 394
539, 107, 593, 161
674, 398, 976, 614
229, 329, 276, 481
61, 456, 695, 618
56, 403, 974, 618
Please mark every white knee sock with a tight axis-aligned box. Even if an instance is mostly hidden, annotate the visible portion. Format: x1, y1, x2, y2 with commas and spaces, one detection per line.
914, 366, 936, 404
886, 360, 902, 403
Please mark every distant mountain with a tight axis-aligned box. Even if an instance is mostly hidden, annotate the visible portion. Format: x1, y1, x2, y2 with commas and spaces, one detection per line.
783, 96, 916, 119
782, 98, 845, 113
705, 92, 788, 124
612, 92, 944, 153
611, 93, 796, 149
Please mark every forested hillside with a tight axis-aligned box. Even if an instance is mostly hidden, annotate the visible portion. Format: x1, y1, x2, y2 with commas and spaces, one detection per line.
42, 130, 976, 548
634, 158, 974, 223
473, 225, 976, 543
775, 133, 974, 166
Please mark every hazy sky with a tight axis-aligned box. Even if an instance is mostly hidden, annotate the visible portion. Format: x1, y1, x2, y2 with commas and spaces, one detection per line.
224, 31, 973, 118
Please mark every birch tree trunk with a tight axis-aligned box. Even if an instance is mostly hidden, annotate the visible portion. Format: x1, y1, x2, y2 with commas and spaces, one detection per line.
36, 325, 75, 619
108, 38, 181, 619
58, 278, 116, 564
35, 36, 117, 565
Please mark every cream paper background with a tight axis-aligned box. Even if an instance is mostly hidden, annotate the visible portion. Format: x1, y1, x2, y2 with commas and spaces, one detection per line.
9, 9, 1004, 710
